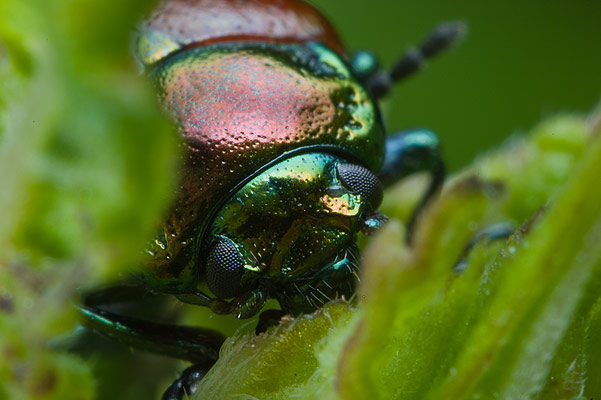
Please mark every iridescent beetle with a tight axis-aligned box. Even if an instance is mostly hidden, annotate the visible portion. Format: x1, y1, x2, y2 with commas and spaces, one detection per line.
79, 1, 464, 398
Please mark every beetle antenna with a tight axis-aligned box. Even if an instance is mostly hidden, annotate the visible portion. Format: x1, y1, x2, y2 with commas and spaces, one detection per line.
392, 22, 467, 81
364, 21, 467, 98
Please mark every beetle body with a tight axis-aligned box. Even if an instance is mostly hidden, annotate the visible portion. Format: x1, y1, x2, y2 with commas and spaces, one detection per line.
138, 0, 388, 315
81, 1, 460, 397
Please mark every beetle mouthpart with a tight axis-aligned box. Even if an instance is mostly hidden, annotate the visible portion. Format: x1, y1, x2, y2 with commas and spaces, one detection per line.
360, 211, 389, 235
274, 244, 361, 316
230, 289, 268, 319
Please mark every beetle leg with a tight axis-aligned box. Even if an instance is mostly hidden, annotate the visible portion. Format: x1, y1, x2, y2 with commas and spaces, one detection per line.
80, 282, 152, 304
79, 294, 225, 364
176, 290, 242, 316
84, 282, 224, 314
378, 129, 445, 242
162, 363, 213, 400
352, 21, 466, 98
454, 221, 516, 273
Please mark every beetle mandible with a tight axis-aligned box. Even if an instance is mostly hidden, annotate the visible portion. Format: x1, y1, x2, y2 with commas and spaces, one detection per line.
79, 1, 464, 398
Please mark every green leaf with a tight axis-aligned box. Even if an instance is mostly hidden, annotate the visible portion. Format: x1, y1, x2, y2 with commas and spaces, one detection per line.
0, 1, 177, 398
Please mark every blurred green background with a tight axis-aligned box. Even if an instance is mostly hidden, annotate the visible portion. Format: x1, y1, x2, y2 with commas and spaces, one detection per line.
313, 0, 601, 170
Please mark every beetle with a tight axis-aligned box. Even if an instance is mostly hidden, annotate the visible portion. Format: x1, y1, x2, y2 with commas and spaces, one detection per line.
78, 0, 464, 398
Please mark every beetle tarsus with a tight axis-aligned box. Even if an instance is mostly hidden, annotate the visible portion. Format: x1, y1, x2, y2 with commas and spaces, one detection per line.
454, 222, 516, 272
162, 363, 213, 400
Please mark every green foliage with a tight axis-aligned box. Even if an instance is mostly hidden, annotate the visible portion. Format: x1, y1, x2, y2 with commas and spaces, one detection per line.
0, 1, 176, 398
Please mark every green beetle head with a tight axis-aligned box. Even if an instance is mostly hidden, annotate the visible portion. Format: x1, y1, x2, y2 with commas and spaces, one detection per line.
201, 152, 386, 317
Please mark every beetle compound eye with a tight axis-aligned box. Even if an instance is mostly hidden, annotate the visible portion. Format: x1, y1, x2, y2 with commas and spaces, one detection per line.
337, 163, 383, 208
206, 238, 244, 299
